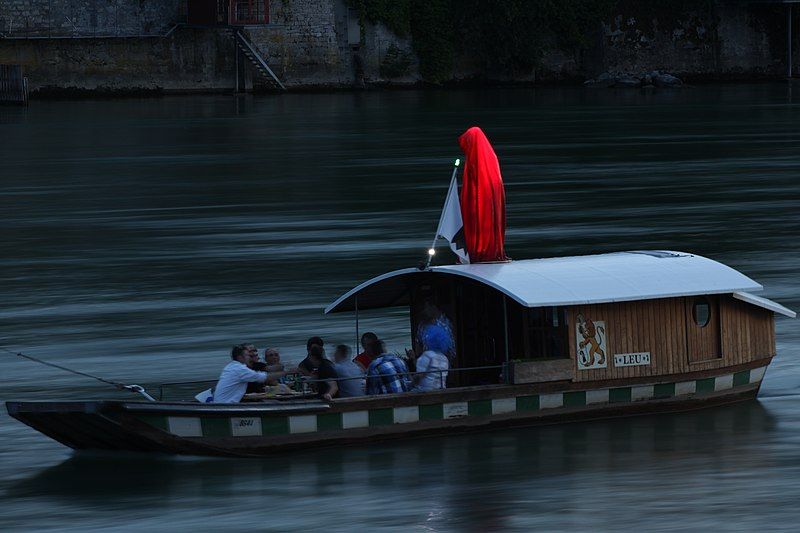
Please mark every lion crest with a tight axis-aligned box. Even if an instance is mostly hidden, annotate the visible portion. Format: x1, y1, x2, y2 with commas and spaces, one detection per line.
576, 314, 606, 369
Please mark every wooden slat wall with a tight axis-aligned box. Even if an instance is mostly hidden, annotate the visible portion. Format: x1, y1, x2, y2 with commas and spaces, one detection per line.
719, 296, 776, 364
571, 295, 774, 382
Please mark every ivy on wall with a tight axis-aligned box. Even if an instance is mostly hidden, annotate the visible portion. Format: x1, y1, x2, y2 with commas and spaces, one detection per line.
380, 44, 414, 78
455, 0, 617, 77
347, 0, 618, 83
409, 1, 455, 83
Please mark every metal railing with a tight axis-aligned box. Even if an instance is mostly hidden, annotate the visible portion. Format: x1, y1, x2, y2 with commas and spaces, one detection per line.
158, 379, 217, 401
235, 30, 286, 90
1, 23, 183, 40
155, 364, 506, 401
304, 364, 505, 389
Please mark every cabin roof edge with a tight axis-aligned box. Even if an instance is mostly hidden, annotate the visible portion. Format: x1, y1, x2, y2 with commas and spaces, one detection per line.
733, 291, 796, 318
324, 250, 763, 314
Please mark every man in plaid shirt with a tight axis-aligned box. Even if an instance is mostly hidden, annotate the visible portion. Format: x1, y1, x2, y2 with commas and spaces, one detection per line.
366, 341, 411, 395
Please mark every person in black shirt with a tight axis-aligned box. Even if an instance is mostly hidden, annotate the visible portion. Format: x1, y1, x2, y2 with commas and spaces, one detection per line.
306, 345, 338, 401
298, 336, 324, 376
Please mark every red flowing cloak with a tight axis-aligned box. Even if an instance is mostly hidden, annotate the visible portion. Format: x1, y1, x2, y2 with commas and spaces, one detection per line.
458, 126, 508, 263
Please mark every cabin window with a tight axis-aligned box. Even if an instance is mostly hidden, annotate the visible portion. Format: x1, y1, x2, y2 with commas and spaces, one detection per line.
528, 307, 569, 359
692, 297, 711, 327
506, 303, 570, 360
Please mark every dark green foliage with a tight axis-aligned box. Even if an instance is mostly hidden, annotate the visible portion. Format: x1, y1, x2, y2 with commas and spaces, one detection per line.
349, 0, 619, 82
455, 0, 617, 75
379, 43, 414, 78
409, 1, 455, 83
347, 0, 454, 83
346, 0, 412, 36
454, 0, 544, 75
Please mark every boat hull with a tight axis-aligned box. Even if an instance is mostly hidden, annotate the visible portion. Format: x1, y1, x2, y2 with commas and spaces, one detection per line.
6, 359, 770, 457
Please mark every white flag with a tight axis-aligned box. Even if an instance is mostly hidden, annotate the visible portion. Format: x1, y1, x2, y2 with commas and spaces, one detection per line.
437, 175, 469, 263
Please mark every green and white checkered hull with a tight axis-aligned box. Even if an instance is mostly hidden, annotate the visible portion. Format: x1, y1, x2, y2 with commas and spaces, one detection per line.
6, 363, 769, 457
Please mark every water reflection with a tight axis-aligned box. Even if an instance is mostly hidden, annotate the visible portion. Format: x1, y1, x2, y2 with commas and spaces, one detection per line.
6, 401, 776, 529
2, 86, 799, 530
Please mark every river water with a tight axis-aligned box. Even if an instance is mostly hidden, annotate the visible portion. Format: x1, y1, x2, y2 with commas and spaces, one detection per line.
1, 85, 799, 531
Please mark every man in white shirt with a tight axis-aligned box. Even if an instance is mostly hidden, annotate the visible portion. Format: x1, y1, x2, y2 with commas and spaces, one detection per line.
213, 344, 288, 403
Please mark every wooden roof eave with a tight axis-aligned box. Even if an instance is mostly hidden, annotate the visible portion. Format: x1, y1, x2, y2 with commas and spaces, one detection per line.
733, 291, 797, 318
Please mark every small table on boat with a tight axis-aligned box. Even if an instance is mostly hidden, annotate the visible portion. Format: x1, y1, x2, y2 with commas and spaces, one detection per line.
242, 391, 317, 402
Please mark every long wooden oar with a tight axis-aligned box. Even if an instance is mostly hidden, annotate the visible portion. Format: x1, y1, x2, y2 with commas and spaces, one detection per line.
0, 346, 156, 400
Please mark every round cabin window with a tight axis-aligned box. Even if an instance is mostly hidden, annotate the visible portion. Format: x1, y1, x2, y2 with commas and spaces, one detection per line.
692, 298, 711, 327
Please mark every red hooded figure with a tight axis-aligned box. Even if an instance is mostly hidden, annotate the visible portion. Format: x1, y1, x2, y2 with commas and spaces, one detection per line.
458, 126, 508, 263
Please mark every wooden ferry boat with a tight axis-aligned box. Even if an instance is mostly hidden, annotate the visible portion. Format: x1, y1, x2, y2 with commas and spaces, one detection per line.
6, 250, 794, 457
6, 128, 795, 457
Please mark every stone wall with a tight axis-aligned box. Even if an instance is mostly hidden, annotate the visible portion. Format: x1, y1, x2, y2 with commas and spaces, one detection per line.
596, 1, 786, 80
244, 0, 418, 88
0, 0, 794, 94
537, 0, 794, 82
361, 19, 418, 85
0, 0, 416, 92
0, 0, 183, 38
244, 0, 351, 87
0, 27, 235, 93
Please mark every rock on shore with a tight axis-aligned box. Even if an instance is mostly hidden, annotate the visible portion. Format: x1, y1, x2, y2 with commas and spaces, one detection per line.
584, 70, 684, 88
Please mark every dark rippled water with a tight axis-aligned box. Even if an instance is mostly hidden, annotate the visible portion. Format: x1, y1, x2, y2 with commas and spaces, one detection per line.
1, 85, 799, 531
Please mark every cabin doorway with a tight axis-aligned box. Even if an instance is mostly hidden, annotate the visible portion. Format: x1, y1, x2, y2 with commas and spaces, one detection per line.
685, 295, 721, 363
454, 282, 507, 386
410, 277, 507, 387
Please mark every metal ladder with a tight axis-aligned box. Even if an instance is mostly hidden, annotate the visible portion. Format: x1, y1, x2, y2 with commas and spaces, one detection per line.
235, 30, 286, 91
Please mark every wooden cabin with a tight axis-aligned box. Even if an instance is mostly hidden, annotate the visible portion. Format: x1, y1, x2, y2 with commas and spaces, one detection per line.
326, 251, 795, 388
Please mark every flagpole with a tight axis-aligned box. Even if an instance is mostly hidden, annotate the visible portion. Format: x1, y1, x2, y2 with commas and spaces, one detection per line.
425, 158, 460, 269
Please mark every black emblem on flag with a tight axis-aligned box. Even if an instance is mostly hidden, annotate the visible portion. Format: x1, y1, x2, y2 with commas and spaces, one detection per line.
452, 227, 467, 256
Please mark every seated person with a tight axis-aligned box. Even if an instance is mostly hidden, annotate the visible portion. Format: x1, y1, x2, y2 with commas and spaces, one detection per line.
298, 336, 324, 376
215, 344, 288, 403
252, 347, 284, 372
306, 345, 338, 401
243, 343, 258, 358
410, 325, 451, 392
263, 347, 284, 372
244, 343, 266, 394
353, 332, 378, 371
366, 340, 411, 395
415, 302, 455, 360
333, 344, 365, 398
250, 347, 286, 390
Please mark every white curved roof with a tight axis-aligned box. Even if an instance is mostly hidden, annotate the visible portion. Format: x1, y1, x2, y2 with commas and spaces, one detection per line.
325, 251, 765, 314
